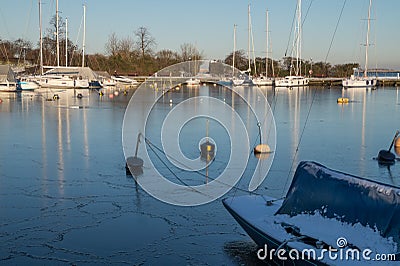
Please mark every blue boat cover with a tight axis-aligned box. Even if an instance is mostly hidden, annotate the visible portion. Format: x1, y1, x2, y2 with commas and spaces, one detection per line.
276, 161, 400, 244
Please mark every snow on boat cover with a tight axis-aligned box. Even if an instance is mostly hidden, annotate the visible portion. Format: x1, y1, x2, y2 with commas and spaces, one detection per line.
223, 161, 400, 265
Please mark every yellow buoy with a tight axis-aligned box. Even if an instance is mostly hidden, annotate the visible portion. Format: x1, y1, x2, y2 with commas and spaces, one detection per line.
337, 97, 349, 104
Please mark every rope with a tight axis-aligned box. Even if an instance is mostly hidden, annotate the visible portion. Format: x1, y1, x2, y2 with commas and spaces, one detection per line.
144, 138, 206, 196
324, 0, 347, 64
285, 0, 314, 58
144, 136, 260, 196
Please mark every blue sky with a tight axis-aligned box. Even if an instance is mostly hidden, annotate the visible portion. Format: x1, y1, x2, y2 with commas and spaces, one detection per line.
1, 0, 399, 68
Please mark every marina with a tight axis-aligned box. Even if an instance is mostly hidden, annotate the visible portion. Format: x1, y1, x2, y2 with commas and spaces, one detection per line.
1, 0, 400, 264
1, 81, 400, 264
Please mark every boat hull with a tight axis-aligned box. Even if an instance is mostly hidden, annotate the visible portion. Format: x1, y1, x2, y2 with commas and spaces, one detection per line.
223, 196, 325, 265
342, 78, 377, 88
0, 82, 17, 92
275, 76, 309, 87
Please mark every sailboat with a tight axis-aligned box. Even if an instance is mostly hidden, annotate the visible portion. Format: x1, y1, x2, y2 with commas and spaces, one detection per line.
37, 0, 90, 89
253, 9, 274, 87
275, 0, 309, 88
342, 0, 377, 88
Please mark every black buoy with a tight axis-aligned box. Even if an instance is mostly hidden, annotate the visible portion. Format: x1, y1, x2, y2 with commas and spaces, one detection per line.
377, 131, 399, 164
126, 133, 144, 176
77, 93, 83, 99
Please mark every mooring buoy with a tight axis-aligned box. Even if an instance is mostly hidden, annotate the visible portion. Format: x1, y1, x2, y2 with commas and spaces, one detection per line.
337, 97, 349, 104
126, 133, 144, 176
200, 120, 215, 162
395, 136, 400, 147
254, 122, 271, 155
377, 131, 399, 164
200, 140, 215, 162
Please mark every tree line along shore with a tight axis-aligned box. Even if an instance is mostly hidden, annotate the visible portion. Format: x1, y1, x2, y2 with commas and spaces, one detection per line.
0, 23, 382, 79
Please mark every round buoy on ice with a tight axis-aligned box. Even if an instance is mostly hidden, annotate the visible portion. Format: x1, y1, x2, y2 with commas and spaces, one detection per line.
254, 144, 271, 154
200, 140, 215, 161
395, 137, 400, 156
126, 156, 144, 168
395, 137, 400, 147
114, 91, 119, 96
337, 97, 349, 104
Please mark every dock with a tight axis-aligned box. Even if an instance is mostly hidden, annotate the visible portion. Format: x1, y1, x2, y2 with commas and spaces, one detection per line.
127, 76, 400, 88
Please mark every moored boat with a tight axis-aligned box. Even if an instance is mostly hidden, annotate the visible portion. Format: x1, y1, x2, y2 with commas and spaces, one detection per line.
275, 75, 309, 87
223, 161, 400, 264
0, 65, 17, 92
342, 0, 377, 89
16, 77, 40, 91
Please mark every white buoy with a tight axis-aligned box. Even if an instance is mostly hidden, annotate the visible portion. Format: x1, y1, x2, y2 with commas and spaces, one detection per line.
254, 122, 271, 155
395, 136, 400, 156
254, 144, 271, 154
395, 136, 400, 147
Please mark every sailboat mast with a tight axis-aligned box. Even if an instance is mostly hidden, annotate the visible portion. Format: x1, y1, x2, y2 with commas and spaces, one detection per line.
233, 24, 236, 76
247, 4, 251, 72
82, 4, 86, 67
56, 0, 59, 67
266, 9, 269, 77
296, 0, 302, 76
38, 0, 43, 75
65, 18, 68, 67
364, 0, 372, 77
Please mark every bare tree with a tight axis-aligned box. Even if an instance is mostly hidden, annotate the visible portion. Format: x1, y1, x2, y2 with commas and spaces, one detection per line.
119, 37, 134, 59
105, 32, 119, 57
156, 49, 180, 68
179, 43, 203, 61
134, 26, 156, 58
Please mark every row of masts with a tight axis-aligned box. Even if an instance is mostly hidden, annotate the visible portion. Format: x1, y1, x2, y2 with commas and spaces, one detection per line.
38, 0, 86, 75
233, 5, 273, 78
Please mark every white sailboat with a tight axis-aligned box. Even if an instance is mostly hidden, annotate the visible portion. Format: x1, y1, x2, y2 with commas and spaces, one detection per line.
253, 9, 274, 87
342, 0, 377, 88
275, 0, 309, 88
37, 0, 90, 89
